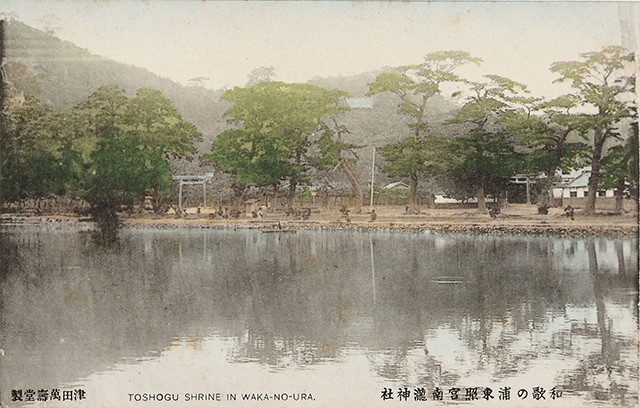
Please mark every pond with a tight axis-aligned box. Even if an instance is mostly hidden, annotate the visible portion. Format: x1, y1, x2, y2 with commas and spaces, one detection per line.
0, 226, 637, 407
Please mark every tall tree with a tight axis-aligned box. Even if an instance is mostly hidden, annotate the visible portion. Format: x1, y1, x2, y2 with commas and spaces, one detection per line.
367, 51, 482, 209
0, 95, 78, 200
600, 121, 638, 212
66, 86, 198, 241
447, 75, 546, 210
524, 95, 591, 199
311, 119, 363, 209
246, 66, 277, 87
550, 46, 636, 214
204, 82, 346, 207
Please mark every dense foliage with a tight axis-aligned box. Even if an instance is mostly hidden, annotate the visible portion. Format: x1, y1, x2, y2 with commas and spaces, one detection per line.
2, 22, 636, 217
1, 83, 199, 228
367, 51, 482, 209
203, 82, 347, 205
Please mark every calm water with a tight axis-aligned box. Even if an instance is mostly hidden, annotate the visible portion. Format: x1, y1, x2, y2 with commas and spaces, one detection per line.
0, 226, 637, 407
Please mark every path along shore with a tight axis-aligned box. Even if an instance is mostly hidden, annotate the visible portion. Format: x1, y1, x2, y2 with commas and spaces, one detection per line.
2, 204, 637, 238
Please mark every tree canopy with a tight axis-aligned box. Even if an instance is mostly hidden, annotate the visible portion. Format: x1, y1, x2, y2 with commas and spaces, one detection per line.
204, 81, 347, 205
367, 51, 482, 208
550, 46, 636, 214
1, 84, 199, 235
311, 119, 363, 209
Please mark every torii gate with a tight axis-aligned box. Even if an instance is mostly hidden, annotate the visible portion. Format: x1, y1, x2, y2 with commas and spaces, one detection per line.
172, 173, 214, 210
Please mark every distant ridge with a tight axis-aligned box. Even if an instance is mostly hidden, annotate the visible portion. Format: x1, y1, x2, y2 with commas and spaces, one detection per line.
3, 19, 464, 196
4, 19, 231, 142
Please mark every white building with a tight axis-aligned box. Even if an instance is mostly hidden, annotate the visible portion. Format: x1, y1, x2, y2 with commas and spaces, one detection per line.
551, 167, 615, 200
384, 181, 410, 190
433, 193, 478, 204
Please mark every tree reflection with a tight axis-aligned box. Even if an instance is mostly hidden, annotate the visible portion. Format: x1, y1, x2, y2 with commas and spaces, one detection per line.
361, 234, 637, 402
0, 229, 22, 405
560, 239, 639, 406
0, 228, 636, 407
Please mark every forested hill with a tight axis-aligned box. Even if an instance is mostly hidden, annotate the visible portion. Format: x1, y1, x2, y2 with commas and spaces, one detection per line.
4, 20, 463, 194
307, 70, 385, 97
4, 19, 232, 143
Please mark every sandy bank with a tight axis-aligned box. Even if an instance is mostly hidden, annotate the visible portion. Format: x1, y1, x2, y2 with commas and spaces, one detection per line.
4, 205, 635, 238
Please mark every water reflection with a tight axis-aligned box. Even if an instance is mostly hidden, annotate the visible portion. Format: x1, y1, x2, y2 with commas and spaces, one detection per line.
0, 227, 637, 407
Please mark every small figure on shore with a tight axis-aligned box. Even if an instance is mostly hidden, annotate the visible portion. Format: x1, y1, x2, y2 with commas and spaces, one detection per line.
564, 205, 575, 220
370, 209, 377, 222
538, 201, 550, 215
338, 205, 351, 223
487, 203, 500, 219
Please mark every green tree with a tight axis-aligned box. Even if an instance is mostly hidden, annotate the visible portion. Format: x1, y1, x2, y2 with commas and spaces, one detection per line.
72, 86, 198, 213
498, 100, 592, 202
83, 134, 151, 245
550, 46, 635, 214
514, 95, 591, 199
204, 82, 346, 207
378, 136, 458, 208
311, 119, 363, 209
0, 95, 81, 200
447, 131, 524, 211
367, 51, 482, 209
447, 76, 543, 210
122, 88, 199, 209
601, 121, 638, 212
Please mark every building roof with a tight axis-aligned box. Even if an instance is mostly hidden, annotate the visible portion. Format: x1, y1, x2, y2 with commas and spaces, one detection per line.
559, 167, 591, 188
384, 181, 410, 190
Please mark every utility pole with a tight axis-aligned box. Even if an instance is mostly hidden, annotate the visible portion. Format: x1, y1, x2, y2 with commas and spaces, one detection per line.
370, 147, 375, 207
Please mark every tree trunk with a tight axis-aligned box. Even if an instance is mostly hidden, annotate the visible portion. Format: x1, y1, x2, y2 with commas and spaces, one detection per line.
338, 157, 362, 210
287, 176, 297, 208
587, 239, 613, 363
272, 183, 279, 210
476, 182, 487, 212
231, 184, 245, 212
615, 240, 627, 276
546, 128, 570, 201
413, 95, 430, 138
151, 185, 160, 214
584, 129, 606, 215
614, 177, 625, 213
408, 173, 418, 210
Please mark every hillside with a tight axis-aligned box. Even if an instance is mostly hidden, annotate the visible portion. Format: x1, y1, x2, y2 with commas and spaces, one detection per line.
4, 19, 465, 201
4, 20, 232, 148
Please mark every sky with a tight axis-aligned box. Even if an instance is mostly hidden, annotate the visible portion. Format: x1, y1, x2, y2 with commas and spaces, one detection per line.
1, 1, 637, 97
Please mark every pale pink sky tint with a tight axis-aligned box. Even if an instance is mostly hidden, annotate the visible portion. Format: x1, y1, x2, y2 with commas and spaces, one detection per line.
2, 1, 636, 97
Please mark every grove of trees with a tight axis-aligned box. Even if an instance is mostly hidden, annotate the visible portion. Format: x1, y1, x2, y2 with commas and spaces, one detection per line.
1, 46, 636, 229
1, 78, 199, 243
366, 47, 636, 213
202, 81, 347, 208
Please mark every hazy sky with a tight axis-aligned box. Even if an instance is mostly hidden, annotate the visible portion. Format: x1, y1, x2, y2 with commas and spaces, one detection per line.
1, 1, 635, 97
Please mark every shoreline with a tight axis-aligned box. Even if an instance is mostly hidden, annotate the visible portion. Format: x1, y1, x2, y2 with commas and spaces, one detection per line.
2, 205, 638, 238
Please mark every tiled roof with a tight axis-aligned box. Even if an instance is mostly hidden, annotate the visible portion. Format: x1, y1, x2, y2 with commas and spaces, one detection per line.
560, 167, 591, 188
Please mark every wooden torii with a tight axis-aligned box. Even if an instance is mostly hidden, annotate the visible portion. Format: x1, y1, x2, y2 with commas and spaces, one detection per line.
509, 173, 544, 205
172, 173, 214, 210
